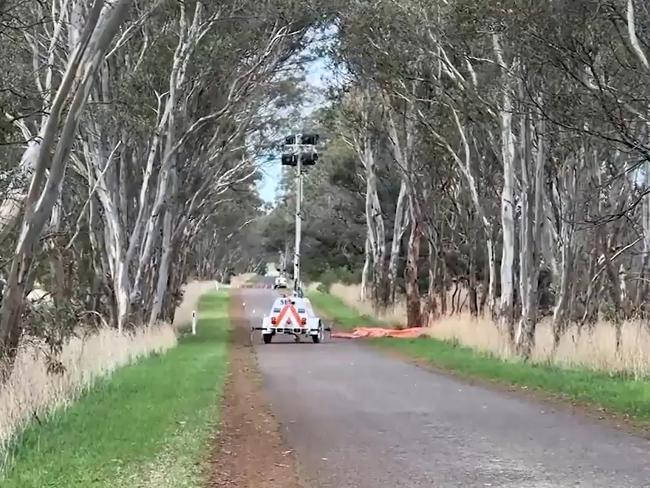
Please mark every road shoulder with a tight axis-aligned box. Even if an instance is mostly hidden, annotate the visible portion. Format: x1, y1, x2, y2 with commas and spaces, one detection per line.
206, 292, 302, 488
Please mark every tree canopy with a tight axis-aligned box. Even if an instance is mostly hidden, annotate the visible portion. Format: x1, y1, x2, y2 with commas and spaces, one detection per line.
2, 0, 650, 373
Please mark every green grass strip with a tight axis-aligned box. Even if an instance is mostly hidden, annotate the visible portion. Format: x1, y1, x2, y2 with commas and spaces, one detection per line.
308, 291, 382, 330
2, 291, 231, 488
310, 290, 650, 423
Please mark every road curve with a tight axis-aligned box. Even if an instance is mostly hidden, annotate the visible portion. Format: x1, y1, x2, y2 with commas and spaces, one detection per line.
240, 289, 650, 488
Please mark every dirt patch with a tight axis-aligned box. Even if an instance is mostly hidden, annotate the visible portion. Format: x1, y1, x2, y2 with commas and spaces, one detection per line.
206, 293, 302, 488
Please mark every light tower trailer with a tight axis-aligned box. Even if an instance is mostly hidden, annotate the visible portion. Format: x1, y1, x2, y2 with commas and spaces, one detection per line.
253, 295, 330, 344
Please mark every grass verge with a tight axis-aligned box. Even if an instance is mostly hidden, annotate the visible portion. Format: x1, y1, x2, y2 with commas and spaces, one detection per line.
308, 291, 382, 330
1, 291, 231, 488
310, 291, 650, 424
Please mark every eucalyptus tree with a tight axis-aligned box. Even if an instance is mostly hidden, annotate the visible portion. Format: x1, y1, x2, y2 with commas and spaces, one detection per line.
0, 0, 136, 372
326, 0, 650, 356
0, 0, 329, 375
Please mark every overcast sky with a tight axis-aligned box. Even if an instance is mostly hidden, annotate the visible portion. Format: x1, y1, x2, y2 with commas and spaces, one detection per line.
256, 33, 335, 204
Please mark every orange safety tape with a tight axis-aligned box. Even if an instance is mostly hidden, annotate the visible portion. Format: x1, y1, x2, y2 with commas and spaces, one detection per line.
331, 327, 427, 339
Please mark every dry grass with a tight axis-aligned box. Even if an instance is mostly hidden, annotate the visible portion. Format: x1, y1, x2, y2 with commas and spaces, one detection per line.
229, 273, 257, 288
0, 325, 177, 461
424, 316, 650, 377
329, 283, 408, 326
306, 281, 323, 292
0, 279, 221, 463
329, 282, 472, 328
173, 280, 220, 330
329, 282, 650, 377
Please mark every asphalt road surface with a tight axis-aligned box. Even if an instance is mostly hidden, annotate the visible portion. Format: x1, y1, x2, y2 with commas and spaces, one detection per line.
241, 289, 650, 488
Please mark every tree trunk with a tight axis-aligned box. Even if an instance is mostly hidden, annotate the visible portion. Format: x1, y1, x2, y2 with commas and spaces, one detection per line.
0, 0, 133, 373
358, 127, 387, 308
635, 162, 650, 315
469, 254, 479, 317
387, 179, 408, 303
425, 240, 439, 326
485, 236, 498, 317
552, 235, 574, 348
360, 235, 371, 302
516, 106, 545, 359
493, 34, 517, 339
451, 281, 459, 314
439, 253, 448, 315
602, 237, 624, 351
551, 147, 579, 347
516, 111, 534, 357
149, 208, 173, 325
498, 91, 516, 338
404, 192, 422, 327
47, 201, 68, 306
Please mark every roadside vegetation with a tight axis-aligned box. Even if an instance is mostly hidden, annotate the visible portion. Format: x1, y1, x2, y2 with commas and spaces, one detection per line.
311, 288, 650, 424
257, 1, 650, 367
3, 0, 650, 480
0, 0, 318, 413
1, 291, 230, 488
309, 291, 382, 330
325, 283, 650, 377
1, 324, 177, 466
1, 1, 315, 481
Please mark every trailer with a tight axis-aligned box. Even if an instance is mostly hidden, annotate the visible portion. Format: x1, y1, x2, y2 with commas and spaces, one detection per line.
252, 295, 329, 344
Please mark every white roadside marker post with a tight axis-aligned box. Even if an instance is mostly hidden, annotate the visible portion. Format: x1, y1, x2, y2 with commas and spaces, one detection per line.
192, 310, 197, 336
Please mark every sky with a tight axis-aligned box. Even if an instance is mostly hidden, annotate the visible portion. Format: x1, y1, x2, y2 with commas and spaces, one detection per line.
256, 42, 335, 204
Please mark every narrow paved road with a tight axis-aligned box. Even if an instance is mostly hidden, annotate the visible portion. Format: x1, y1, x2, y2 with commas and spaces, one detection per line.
241, 289, 650, 488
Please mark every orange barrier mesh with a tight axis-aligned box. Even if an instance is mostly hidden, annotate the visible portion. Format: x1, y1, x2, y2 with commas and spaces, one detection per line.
331, 327, 426, 339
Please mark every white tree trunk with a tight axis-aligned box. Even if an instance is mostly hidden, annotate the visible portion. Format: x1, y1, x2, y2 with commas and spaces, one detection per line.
0, 0, 133, 369
421, 107, 497, 314
385, 101, 419, 313
360, 129, 386, 305
360, 236, 371, 302
486, 237, 497, 315
516, 110, 545, 357
0, 0, 84, 240
131, 2, 205, 301
404, 191, 422, 327
492, 34, 517, 336
498, 84, 516, 333
627, 0, 650, 71
149, 208, 173, 325
637, 162, 650, 309
551, 148, 579, 343
387, 179, 408, 303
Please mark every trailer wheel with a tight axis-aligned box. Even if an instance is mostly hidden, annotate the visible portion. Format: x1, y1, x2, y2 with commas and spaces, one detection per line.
263, 333, 273, 344
312, 322, 324, 344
